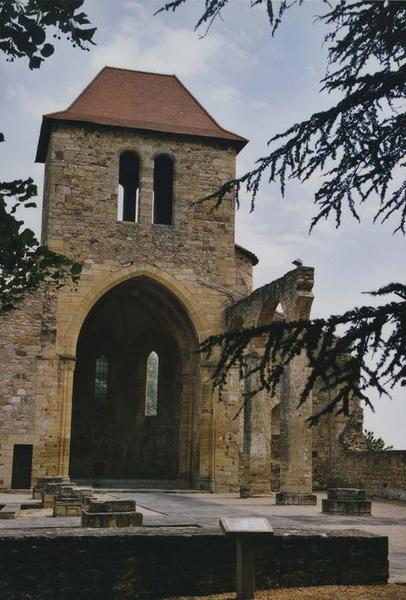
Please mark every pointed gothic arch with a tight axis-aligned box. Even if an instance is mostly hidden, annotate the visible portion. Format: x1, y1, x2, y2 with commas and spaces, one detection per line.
69, 275, 201, 483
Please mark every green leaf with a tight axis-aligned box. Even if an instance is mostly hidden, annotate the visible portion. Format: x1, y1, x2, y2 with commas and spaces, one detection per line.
29, 55, 43, 69
19, 228, 37, 245
79, 27, 96, 42
40, 43, 54, 57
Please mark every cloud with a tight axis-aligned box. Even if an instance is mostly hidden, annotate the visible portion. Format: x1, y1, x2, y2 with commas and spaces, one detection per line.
7, 83, 61, 118
208, 82, 242, 105
251, 100, 270, 110
90, 2, 244, 81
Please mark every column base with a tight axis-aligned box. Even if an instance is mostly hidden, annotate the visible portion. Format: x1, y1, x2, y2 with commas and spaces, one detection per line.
322, 488, 371, 515
240, 482, 272, 498
196, 476, 212, 492
322, 498, 371, 515
276, 492, 317, 506
32, 475, 70, 499
81, 499, 143, 528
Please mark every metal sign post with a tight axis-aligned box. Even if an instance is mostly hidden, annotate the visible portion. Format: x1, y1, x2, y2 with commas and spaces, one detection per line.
219, 517, 274, 600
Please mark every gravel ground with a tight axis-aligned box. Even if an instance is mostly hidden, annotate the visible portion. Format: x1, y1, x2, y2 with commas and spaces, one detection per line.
166, 584, 406, 599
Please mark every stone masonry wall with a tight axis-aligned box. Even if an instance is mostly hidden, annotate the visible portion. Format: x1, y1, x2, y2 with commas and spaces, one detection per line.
0, 292, 44, 489
327, 450, 406, 499
0, 528, 388, 599
311, 383, 405, 498
226, 267, 315, 497
311, 377, 366, 490
0, 122, 253, 491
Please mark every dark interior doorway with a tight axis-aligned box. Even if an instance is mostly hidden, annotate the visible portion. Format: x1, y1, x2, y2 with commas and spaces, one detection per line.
69, 277, 198, 483
153, 155, 174, 224
11, 444, 33, 489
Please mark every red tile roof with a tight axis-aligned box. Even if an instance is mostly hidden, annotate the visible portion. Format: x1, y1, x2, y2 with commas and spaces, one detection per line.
36, 66, 248, 161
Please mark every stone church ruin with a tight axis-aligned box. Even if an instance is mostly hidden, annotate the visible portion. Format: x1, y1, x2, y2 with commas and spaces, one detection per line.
0, 67, 403, 499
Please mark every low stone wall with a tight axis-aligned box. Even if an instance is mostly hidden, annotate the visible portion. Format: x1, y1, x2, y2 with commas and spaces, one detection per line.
368, 487, 406, 502
328, 450, 406, 499
0, 527, 388, 599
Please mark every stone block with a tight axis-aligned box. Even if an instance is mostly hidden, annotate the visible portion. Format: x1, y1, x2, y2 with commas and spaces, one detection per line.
33, 476, 67, 499
41, 479, 72, 508
53, 486, 94, 517
58, 485, 77, 498
54, 499, 82, 517
33, 489, 43, 500
81, 498, 142, 528
327, 488, 367, 501
322, 487, 372, 515
322, 498, 372, 515
275, 493, 317, 506
81, 510, 143, 528
36, 476, 67, 487
0, 504, 21, 519
42, 492, 57, 509
59, 485, 93, 500
87, 499, 136, 513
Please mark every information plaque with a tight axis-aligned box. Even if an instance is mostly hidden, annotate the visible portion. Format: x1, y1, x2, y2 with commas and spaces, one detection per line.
219, 517, 274, 599
219, 517, 274, 536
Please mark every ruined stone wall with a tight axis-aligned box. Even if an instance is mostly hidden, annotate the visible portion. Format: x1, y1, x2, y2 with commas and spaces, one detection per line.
234, 248, 253, 296
311, 373, 367, 490
324, 450, 406, 499
0, 122, 253, 491
0, 293, 44, 489
311, 384, 405, 496
213, 367, 244, 490
226, 267, 315, 497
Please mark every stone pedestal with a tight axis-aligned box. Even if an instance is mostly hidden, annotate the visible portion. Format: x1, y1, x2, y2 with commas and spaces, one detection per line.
33, 476, 68, 500
0, 504, 21, 519
81, 499, 143, 528
54, 498, 83, 517
41, 480, 70, 508
276, 492, 317, 506
59, 485, 93, 500
322, 488, 371, 515
53, 485, 94, 517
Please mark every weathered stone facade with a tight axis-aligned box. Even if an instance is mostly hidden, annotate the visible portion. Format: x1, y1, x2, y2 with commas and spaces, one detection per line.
0, 67, 371, 494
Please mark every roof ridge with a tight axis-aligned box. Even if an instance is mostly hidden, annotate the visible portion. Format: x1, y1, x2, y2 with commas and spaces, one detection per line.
102, 65, 176, 78
63, 66, 108, 113
172, 74, 246, 141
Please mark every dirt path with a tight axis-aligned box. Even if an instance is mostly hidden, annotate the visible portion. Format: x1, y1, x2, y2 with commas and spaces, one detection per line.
167, 584, 406, 599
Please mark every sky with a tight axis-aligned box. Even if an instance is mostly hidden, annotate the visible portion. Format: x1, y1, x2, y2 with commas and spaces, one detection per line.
1, 0, 404, 447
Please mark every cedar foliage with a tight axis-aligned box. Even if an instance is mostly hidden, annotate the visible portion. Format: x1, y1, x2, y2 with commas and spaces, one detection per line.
0, 0, 96, 313
158, 0, 406, 421
364, 429, 393, 452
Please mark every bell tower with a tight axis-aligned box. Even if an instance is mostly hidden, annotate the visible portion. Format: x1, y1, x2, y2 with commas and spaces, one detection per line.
28, 66, 256, 488
36, 66, 248, 270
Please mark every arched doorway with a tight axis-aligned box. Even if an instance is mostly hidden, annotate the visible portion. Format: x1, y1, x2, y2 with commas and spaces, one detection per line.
69, 276, 200, 484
